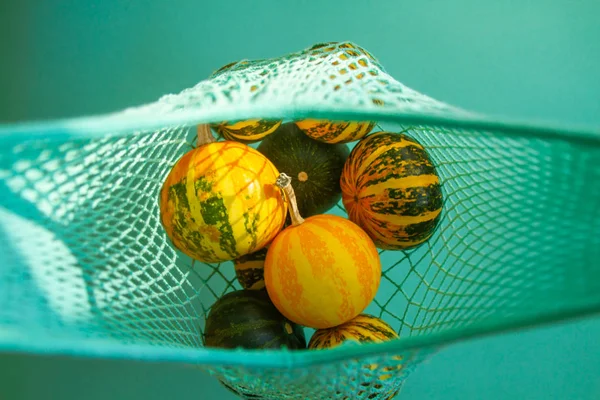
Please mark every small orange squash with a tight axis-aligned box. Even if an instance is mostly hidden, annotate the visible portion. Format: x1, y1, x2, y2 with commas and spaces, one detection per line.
264, 173, 381, 329
159, 125, 287, 263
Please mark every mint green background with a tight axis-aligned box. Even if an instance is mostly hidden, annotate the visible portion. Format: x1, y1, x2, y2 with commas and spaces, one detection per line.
1, 0, 599, 399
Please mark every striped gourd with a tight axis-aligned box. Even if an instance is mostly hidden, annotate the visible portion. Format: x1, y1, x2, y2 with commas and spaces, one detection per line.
309, 314, 403, 394
159, 127, 287, 263
204, 289, 306, 350
211, 119, 282, 143
234, 247, 268, 290
264, 173, 381, 330
295, 120, 376, 144
340, 131, 443, 250
208, 60, 281, 144
308, 314, 398, 349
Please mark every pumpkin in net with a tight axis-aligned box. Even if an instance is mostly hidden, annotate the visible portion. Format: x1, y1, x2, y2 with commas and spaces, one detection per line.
159, 125, 287, 263
257, 122, 349, 218
309, 314, 404, 398
264, 173, 381, 330
308, 314, 398, 349
295, 119, 376, 144
204, 289, 306, 350
211, 119, 282, 143
207, 60, 282, 144
340, 131, 443, 250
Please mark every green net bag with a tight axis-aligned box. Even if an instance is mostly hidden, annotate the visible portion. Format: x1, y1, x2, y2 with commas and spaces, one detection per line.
1, 41, 600, 399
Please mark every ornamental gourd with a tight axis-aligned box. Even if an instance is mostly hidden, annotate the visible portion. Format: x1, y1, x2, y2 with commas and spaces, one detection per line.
308, 314, 398, 349
234, 247, 268, 290
309, 314, 403, 397
295, 120, 375, 144
159, 125, 287, 263
211, 119, 282, 143
340, 131, 443, 250
208, 60, 282, 144
257, 122, 349, 218
264, 173, 381, 330
204, 289, 306, 350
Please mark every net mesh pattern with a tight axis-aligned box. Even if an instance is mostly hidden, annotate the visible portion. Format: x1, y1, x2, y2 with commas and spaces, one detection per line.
1, 42, 600, 399
117, 41, 472, 124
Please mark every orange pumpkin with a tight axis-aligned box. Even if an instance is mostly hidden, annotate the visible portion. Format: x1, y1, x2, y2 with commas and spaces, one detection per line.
264, 173, 381, 329
159, 125, 287, 263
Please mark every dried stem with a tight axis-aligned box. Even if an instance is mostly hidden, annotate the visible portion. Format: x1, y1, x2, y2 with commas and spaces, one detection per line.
197, 124, 216, 147
275, 173, 305, 226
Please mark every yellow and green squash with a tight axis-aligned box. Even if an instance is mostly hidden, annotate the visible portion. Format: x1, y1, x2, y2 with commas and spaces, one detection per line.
295, 120, 376, 144
159, 126, 287, 263
309, 314, 403, 399
340, 131, 443, 250
211, 119, 282, 143
308, 314, 398, 349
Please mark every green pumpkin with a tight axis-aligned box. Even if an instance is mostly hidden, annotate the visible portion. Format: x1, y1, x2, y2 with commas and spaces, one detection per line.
204, 290, 306, 350
257, 122, 349, 218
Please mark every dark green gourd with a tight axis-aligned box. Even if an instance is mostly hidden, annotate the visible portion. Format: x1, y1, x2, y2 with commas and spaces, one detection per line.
204, 289, 306, 350
257, 122, 349, 218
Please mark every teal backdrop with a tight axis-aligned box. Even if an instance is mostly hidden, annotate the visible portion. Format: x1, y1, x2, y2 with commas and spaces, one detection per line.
1, 0, 599, 399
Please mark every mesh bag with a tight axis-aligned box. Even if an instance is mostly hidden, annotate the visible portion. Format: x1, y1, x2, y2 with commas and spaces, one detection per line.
1, 42, 600, 399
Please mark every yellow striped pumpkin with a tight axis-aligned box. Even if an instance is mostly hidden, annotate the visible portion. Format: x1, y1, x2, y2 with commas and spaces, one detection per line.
340, 131, 443, 250
264, 174, 381, 330
234, 247, 268, 290
159, 141, 287, 263
295, 120, 376, 144
211, 119, 282, 143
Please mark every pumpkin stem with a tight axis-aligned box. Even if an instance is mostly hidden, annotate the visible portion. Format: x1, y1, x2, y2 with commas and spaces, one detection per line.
197, 124, 216, 146
275, 173, 305, 226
